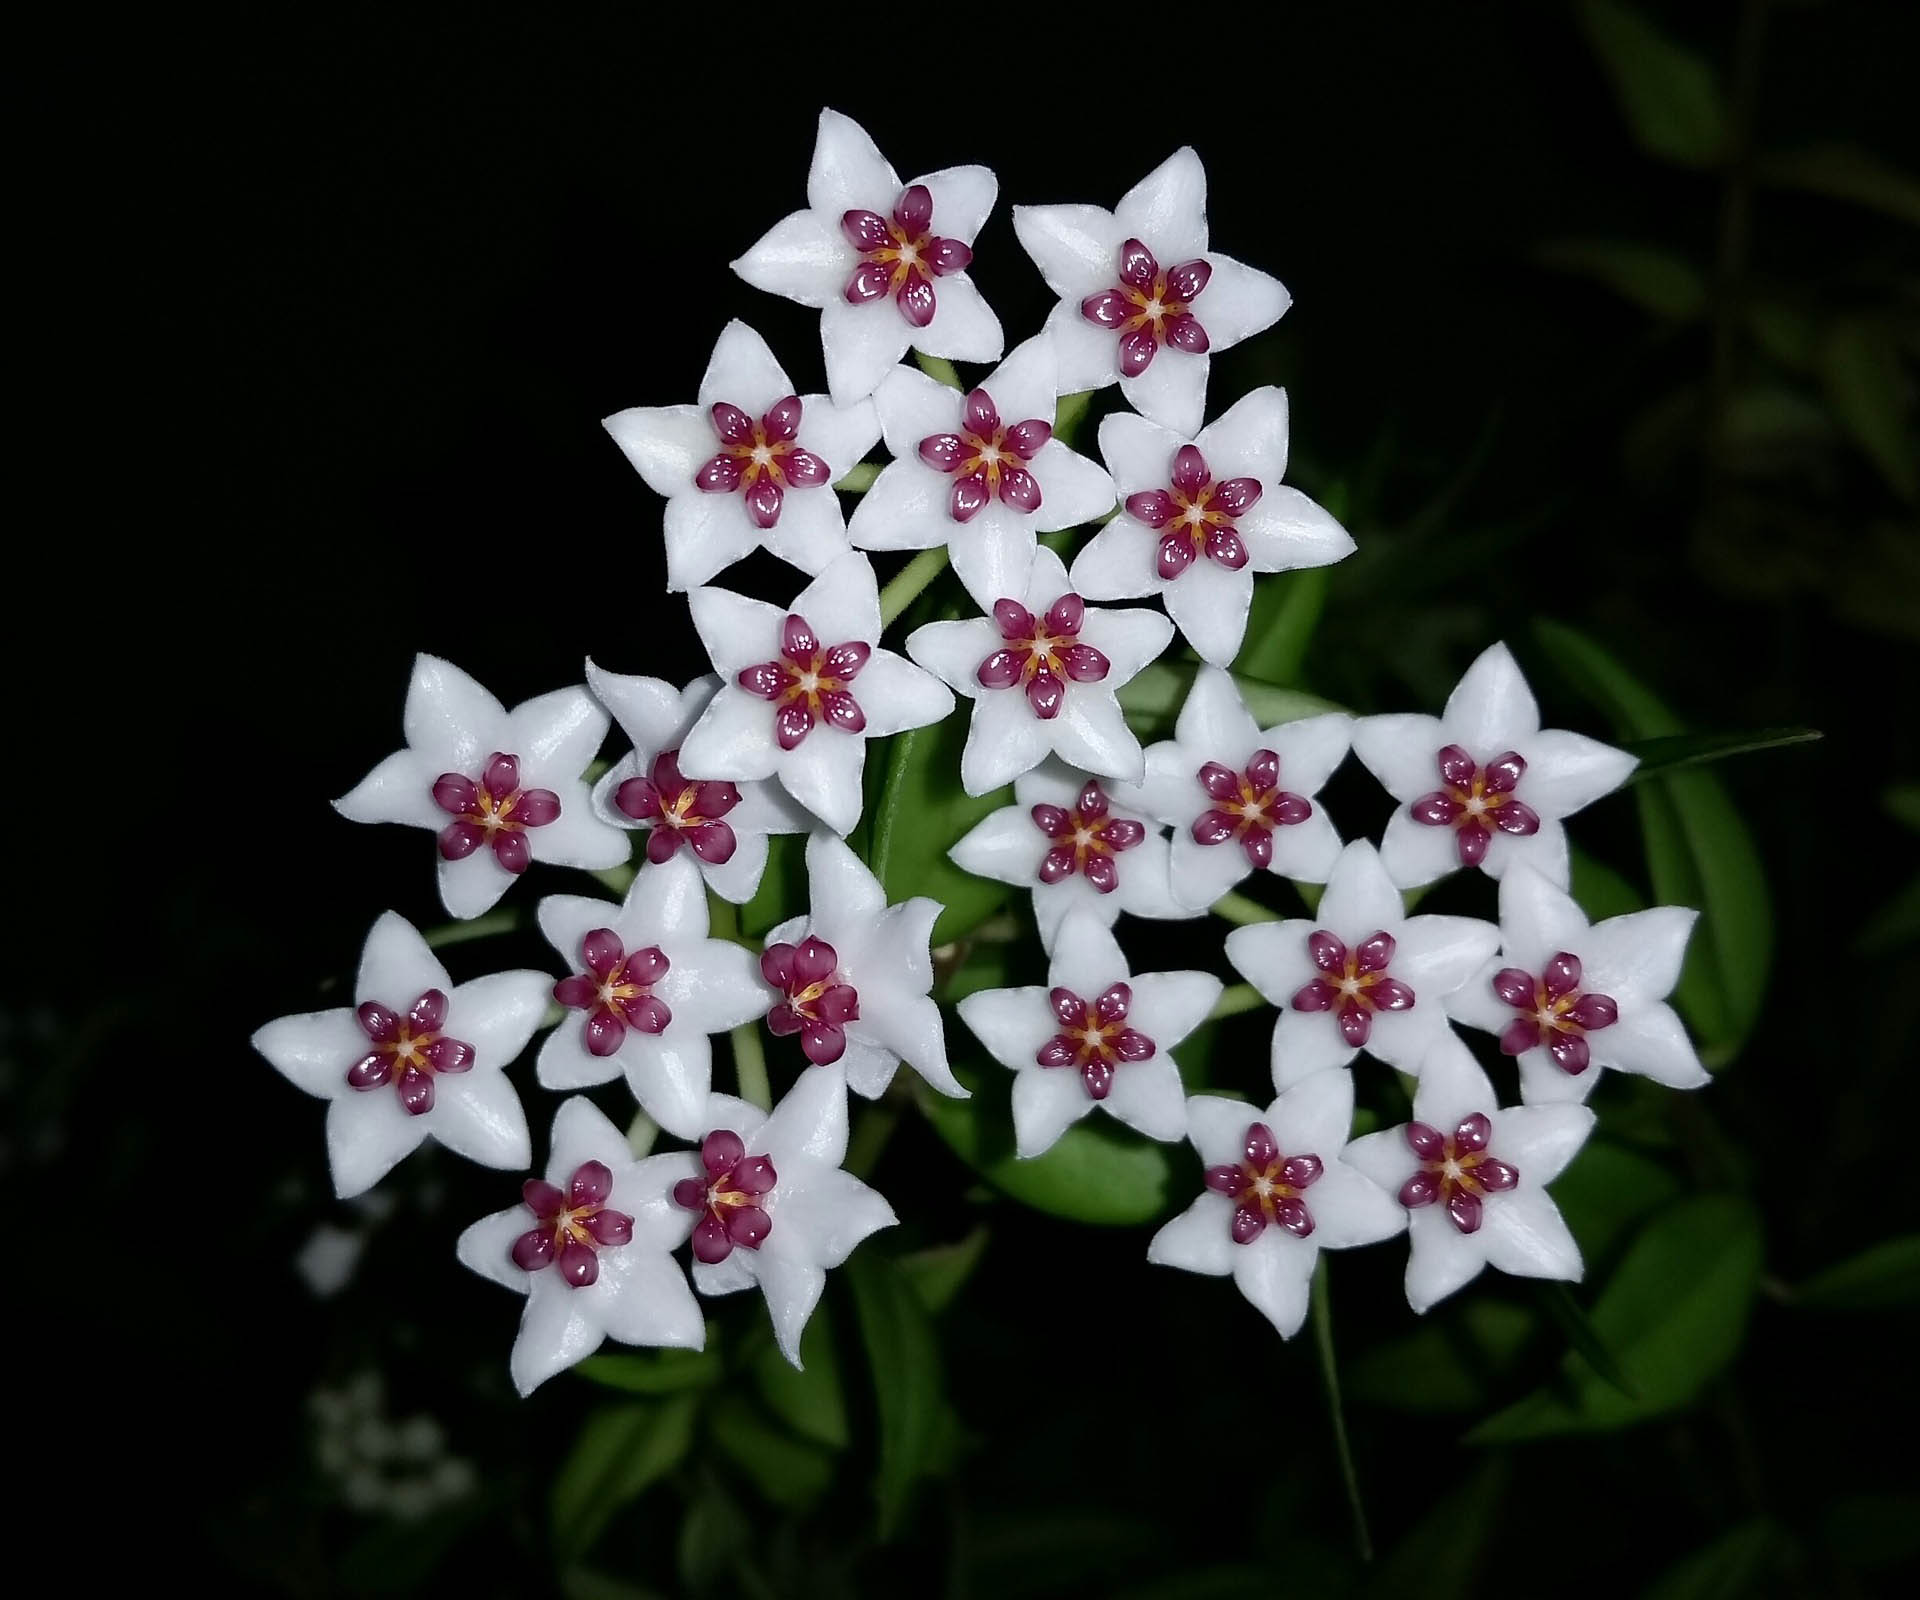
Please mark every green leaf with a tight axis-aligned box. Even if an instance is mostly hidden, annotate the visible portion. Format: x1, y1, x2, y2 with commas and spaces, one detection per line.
1234, 566, 1331, 686
1053, 389, 1095, 447
1885, 782, 1920, 832
738, 832, 805, 939
869, 713, 1014, 944
423, 908, 522, 949
1367, 1458, 1509, 1600
751, 1301, 849, 1448
1621, 726, 1822, 780
916, 1065, 1173, 1225
1550, 1137, 1682, 1266
914, 350, 964, 389
1574, 0, 1725, 170
1534, 1282, 1639, 1399
1758, 142, 1920, 227
898, 1225, 989, 1314
1858, 874, 1920, 955
1818, 319, 1919, 502
1311, 1259, 1371, 1562
1119, 659, 1340, 738
1641, 1520, 1780, 1600
846, 1253, 945, 1539
675, 1476, 753, 1593
834, 460, 881, 491
1347, 1298, 1536, 1415
1534, 239, 1707, 320
574, 1347, 723, 1395
1469, 1196, 1762, 1441
550, 1394, 699, 1563
1568, 845, 1646, 925
1791, 1235, 1920, 1311
1534, 620, 1772, 1060
707, 1391, 836, 1508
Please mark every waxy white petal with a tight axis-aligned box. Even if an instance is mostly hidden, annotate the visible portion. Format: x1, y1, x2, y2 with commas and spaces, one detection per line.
1441, 641, 1541, 750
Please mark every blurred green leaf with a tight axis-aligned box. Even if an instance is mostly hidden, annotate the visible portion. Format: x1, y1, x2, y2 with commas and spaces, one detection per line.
1348, 1298, 1535, 1414
1821, 1493, 1920, 1571
574, 1347, 723, 1395
707, 1391, 836, 1508
1312, 1259, 1371, 1562
1367, 1458, 1509, 1600
1569, 845, 1646, 924
1551, 1137, 1682, 1265
917, 1066, 1173, 1225
739, 832, 804, 939
1817, 319, 1918, 502
1622, 726, 1822, 780
1641, 1519, 1780, 1600
1535, 1282, 1639, 1399
1858, 874, 1920, 955
914, 351, 963, 389
551, 1394, 699, 1563
1112, 1570, 1272, 1600
834, 460, 881, 492
1758, 142, 1920, 227
751, 1301, 849, 1448
846, 1254, 945, 1539
559, 1570, 672, 1600
869, 713, 1014, 944
1535, 239, 1706, 319
1119, 659, 1340, 738
1235, 566, 1331, 686
1790, 1235, 1920, 1311
1469, 1196, 1762, 1441
899, 1225, 989, 1313
676, 1476, 753, 1593
1054, 388, 1095, 447
1535, 620, 1772, 1060
1574, 0, 1725, 170
1885, 782, 1920, 832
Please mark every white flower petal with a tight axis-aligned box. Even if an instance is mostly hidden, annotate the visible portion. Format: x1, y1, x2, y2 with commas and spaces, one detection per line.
693, 1251, 758, 1297
1042, 300, 1124, 394
904, 617, 997, 695
584, 663, 686, 761
1341, 1128, 1415, 1194
663, 492, 764, 593
1316, 842, 1406, 933
820, 299, 914, 407
1269, 1008, 1360, 1088
253, 1009, 361, 1099
701, 829, 771, 904
1029, 440, 1116, 532
1195, 252, 1290, 350
1237, 486, 1355, 571
623, 1032, 714, 1139
1120, 351, 1208, 437
1079, 606, 1175, 685
333, 748, 440, 829
1442, 959, 1513, 1036
781, 732, 868, 835
1115, 147, 1208, 260
1012, 202, 1123, 297
688, 585, 782, 676
1098, 409, 1188, 496
1053, 692, 1145, 783
1223, 918, 1318, 1008
844, 458, 950, 552
1195, 385, 1290, 481
1496, 1105, 1596, 1184
1113, 833, 1192, 923
956, 985, 1052, 1066
756, 1063, 850, 1169
806, 108, 901, 215
1351, 713, 1448, 803
1597, 1000, 1711, 1089
919, 273, 1005, 364
1265, 712, 1352, 799
529, 794, 631, 870
1409, 1034, 1499, 1132
950, 504, 1040, 612
758, 1256, 830, 1369
404, 654, 509, 771
1516, 730, 1638, 818
1231, 1229, 1317, 1338
536, 1020, 617, 1092
980, 334, 1058, 427
1480, 1188, 1584, 1283
450, 970, 551, 1069
597, 1250, 706, 1350
949, 804, 1041, 888
858, 988, 963, 1097
509, 1276, 605, 1394
356, 912, 453, 1008
1148, 1195, 1236, 1276
1483, 820, 1572, 889
961, 690, 1056, 794
680, 688, 781, 783
1032, 877, 1112, 952
698, 320, 793, 416
1364, 1006, 1451, 1074
602, 404, 712, 498
1393, 915, 1503, 998
1104, 1057, 1188, 1142
805, 830, 888, 934
1069, 520, 1155, 601
731, 208, 848, 309
799, 392, 882, 480
873, 366, 965, 457
1048, 908, 1131, 995
793, 549, 883, 645
1185, 1092, 1267, 1166
1162, 557, 1254, 666
1517, 1051, 1599, 1106
1169, 829, 1256, 910
1011, 1066, 1093, 1157
842, 1036, 898, 1099
1305, 1166, 1407, 1250
1499, 864, 1593, 974
436, 851, 513, 920
1265, 808, 1344, 885
1272, 1068, 1355, 1158
1175, 665, 1263, 756
506, 685, 608, 778
1405, 1206, 1489, 1313
326, 1091, 428, 1198
431, 1071, 534, 1170
1128, 970, 1223, 1048
765, 486, 853, 577
917, 163, 997, 244
457, 1205, 533, 1294
1441, 642, 1540, 750
765, 1162, 897, 1270
858, 651, 955, 737
657, 939, 766, 1034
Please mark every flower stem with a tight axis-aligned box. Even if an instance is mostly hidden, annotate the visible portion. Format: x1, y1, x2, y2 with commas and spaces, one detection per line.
625, 1109, 658, 1157
834, 461, 881, 492
1312, 1260, 1372, 1563
1211, 890, 1280, 925
731, 1023, 771, 1111
424, 908, 521, 949
878, 547, 952, 627
1208, 982, 1266, 1020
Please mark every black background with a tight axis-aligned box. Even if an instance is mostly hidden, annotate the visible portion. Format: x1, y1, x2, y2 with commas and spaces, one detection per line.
18, 3, 1919, 1593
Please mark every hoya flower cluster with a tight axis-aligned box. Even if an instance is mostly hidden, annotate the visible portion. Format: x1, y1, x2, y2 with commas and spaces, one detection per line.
256, 109, 1708, 1395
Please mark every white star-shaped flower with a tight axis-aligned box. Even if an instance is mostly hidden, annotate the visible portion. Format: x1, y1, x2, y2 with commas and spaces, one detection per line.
1012, 147, 1290, 434
680, 552, 954, 836
585, 663, 809, 904
957, 908, 1221, 1158
252, 912, 545, 1197
1147, 1072, 1406, 1338
732, 108, 1003, 405
1352, 642, 1637, 890
905, 545, 1173, 794
847, 335, 1117, 607
1345, 1034, 1595, 1313
758, 832, 964, 1101
1114, 666, 1351, 912
602, 320, 881, 593
1074, 389, 1354, 665
947, 761, 1195, 952
1224, 841, 1500, 1089
333, 655, 629, 919
658, 1066, 898, 1367
534, 854, 771, 1139
456, 1097, 705, 1395
1445, 863, 1709, 1105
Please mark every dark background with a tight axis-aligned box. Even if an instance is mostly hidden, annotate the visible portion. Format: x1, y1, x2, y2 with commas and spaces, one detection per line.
19, 2, 1917, 1593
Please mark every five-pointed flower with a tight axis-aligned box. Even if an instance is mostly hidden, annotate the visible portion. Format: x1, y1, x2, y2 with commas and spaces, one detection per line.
1445, 863, 1708, 1104
1073, 389, 1354, 665
1116, 666, 1350, 912
732, 108, 1002, 405
1013, 148, 1290, 435
1352, 642, 1637, 890
1147, 1072, 1405, 1338
947, 761, 1195, 952
534, 854, 771, 1138
1224, 841, 1500, 1088
758, 832, 964, 1101
658, 1066, 898, 1366
586, 662, 809, 904
456, 1097, 705, 1394
1345, 1034, 1594, 1312
602, 320, 882, 592
905, 545, 1173, 794
680, 552, 953, 835
253, 911, 545, 1197
333, 655, 629, 919
958, 908, 1221, 1158
847, 335, 1117, 607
